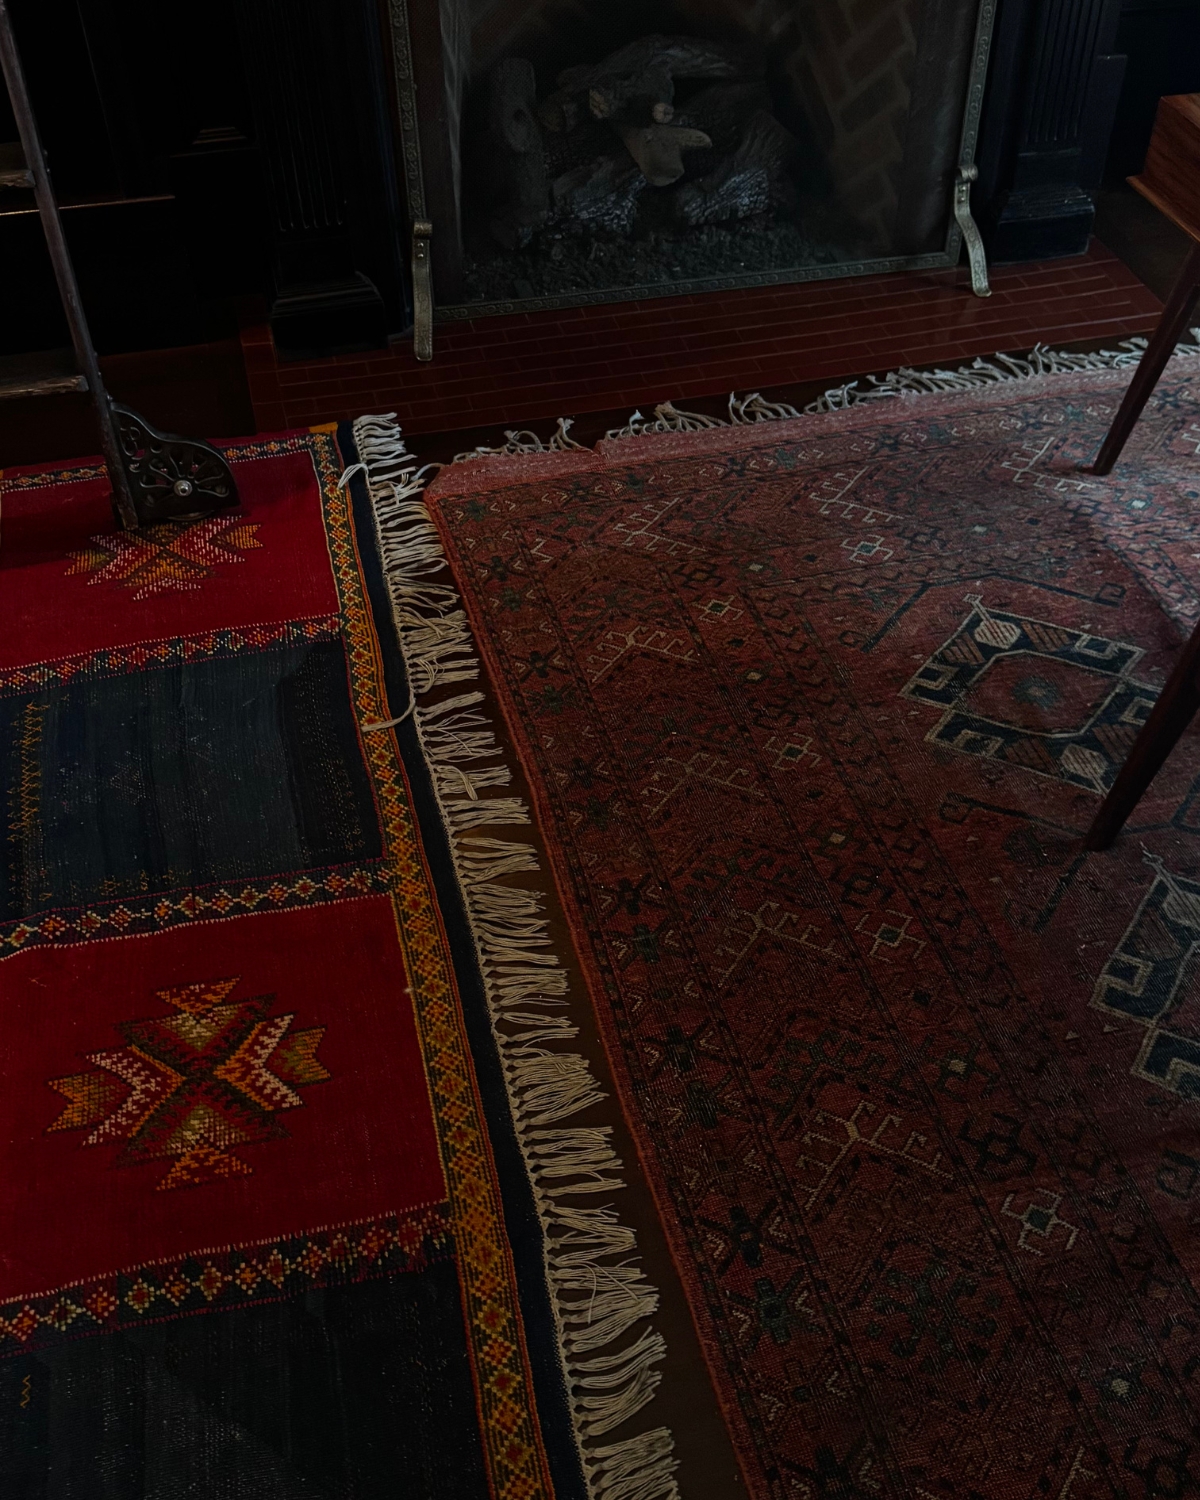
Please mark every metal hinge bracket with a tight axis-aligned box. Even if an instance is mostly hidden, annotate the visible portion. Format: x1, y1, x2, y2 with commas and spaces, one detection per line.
412, 219, 433, 362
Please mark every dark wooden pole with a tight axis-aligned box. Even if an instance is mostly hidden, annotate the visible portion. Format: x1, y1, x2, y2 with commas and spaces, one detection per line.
1085, 618, 1200, 849
1092, 241, 1200, 476
0, 0, 139, 530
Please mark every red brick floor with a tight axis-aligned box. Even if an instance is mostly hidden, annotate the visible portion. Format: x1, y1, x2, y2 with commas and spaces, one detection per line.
240, 242, 1162, 436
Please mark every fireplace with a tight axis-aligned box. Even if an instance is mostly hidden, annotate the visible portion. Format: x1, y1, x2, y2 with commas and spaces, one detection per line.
388, 0, 996, 317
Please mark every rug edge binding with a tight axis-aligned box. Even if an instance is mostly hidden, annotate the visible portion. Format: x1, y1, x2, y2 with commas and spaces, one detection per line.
445, 332, 1200, 463
351, 413, 682, 1500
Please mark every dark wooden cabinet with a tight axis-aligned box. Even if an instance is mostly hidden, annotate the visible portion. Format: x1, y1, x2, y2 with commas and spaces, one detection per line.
974, 0, 1126, 261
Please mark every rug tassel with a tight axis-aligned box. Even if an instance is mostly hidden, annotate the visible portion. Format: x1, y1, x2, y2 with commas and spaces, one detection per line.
439, 332, 1200, 461
548, 1205, 638, 1261
488, 971, 571, 1008
728, 391, 803, 423
604, 401, 724, 440
480, 946, 559, 972
477, 938, 557, 966
521, 1129, 628, 1198
506, 1050, 607, 1124
416, 693, 510, 764
355, 412, 681, 1500
480, 948, 560, 974
525, 1126, 622, 1174
501, 1018, 580, 1044
422, 730, 498, 761
442, 797, 531, 830
471, 910, 554, 942
455, 416, 587, 463
467, 882, 544, 917
554, 1264, 661, 1355
418, 689, 486, 716
434, 764, 513, 799
418, 718, 500, 761
488, 963, 571, 993
586, 1429, 679, 1500
456, 836, 542, 881
397, 614, 479, 693
571, 1328, 668, 1437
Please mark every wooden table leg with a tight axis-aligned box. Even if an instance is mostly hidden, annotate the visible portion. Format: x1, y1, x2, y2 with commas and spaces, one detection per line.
1092, 241, 1200, 476
1085, 617, 1200, 849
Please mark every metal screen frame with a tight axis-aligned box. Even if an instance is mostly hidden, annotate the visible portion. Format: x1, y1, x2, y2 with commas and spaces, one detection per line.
388, 0, 999, 322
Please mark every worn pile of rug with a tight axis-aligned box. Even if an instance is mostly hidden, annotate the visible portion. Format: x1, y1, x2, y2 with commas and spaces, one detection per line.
0, 427, 674, 1498
383, 352, 1200, 1500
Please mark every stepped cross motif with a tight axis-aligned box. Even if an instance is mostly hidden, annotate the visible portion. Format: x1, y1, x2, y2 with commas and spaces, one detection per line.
47, 978, 329, 1190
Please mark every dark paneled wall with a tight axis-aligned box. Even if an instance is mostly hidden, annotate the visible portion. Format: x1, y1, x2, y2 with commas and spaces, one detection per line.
1, 0, 410, 359
1, 0, 253, 354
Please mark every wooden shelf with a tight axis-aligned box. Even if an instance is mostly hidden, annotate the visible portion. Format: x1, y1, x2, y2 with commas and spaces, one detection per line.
0, 140, 32, 189
0, 191, 174, 220
0, 348, 87, 400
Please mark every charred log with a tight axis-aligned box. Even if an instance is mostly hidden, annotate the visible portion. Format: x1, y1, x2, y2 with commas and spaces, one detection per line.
615, 123, 711, 187
548, 35, 756, 131
551, 155, 647, 235
481, 58, 548, 250
675, 81, 773, 156
468, 34, 808, 259
672, 111, 798, 228
538, 87, 583, 135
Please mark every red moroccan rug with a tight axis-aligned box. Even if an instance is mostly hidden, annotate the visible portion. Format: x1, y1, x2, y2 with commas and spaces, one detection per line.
0, 427, 677, 1498
409, 357, 1200, 1500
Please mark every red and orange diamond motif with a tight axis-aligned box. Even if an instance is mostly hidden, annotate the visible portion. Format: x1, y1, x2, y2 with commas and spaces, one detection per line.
234, 1263, 260, 1293
47, 977, 329, 1191
67, 517, 261, 599
84, 1287, 119, 1320
125, 1281, 154, 1314
8, 1307, 39, 1342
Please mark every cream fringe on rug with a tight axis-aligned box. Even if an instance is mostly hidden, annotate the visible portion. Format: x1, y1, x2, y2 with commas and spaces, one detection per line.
349, 413, 680, 1500
450, 334, 1200, 460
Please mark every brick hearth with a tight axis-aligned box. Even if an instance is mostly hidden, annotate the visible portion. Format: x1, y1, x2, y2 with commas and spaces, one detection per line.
239, 242, 1162, 435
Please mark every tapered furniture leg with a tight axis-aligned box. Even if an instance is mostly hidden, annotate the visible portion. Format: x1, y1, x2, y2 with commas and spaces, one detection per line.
1092, 241, 1200, 476
1085, 617, 1200, 849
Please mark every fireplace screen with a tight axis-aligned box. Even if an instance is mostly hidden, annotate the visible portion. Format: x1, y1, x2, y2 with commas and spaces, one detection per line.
391, 0, 996, 317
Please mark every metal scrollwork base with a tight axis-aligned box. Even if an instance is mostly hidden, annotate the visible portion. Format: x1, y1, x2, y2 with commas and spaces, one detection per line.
112, 404, 239, 526
954, 165, 992, 298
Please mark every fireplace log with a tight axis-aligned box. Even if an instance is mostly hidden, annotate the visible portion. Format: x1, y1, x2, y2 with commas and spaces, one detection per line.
672, 111, 797, 228
676, 81, 773, 156
540, 86, 676, 135
483, 58, 549, 250
539, 87, 583, 135
550, 155, 647, 235
615, 123, 712, 188
545, 35, 755, 133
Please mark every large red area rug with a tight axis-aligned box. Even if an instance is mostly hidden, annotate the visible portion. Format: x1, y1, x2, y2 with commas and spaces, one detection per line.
412, 360, 1200, 1500
0, 428, 676, 1499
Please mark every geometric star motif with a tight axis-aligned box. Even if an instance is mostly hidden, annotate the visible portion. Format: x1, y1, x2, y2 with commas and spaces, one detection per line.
47, 977, 328, 1191
1000, 1188, 1079, 1256
901, 595, 1152, 794
67, 517, 261, 600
